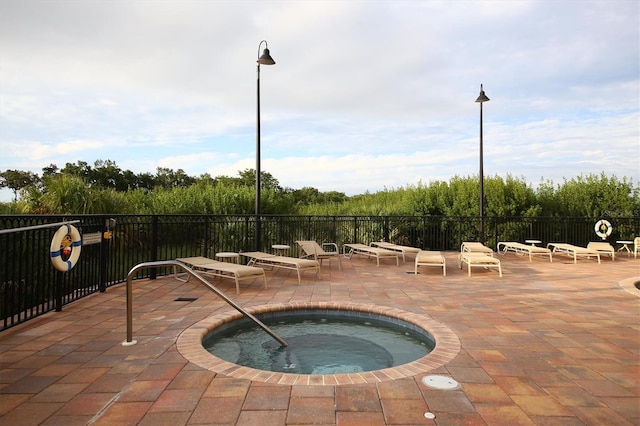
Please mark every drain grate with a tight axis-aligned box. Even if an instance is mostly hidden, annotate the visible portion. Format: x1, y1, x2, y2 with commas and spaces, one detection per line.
174, 297, 198, 302
421, 375, 459, 390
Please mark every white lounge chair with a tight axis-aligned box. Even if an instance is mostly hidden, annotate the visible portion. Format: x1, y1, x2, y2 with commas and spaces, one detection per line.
370, 241, 421, 263
296, 240, 342, 270
461, 242, 494, 256
546, 243, 601, 264
176, 256, 267, 294
240, 251, 320, 284
497, 241, 553, 262
342, 243, 400, 266
459, 252, 502, 277
414, 250, 446, 276
587, 242, 615, 261
635, 237, 640, 258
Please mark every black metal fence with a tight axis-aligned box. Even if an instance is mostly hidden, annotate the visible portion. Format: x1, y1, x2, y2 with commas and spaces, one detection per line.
1, 214, 638, 331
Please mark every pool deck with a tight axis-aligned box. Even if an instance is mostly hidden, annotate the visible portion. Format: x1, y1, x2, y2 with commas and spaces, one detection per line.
0, 250, 638, 425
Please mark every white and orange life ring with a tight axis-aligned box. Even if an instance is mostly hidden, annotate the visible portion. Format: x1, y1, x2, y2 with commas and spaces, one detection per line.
50, 225, 82, 272
594, 219, 612, 240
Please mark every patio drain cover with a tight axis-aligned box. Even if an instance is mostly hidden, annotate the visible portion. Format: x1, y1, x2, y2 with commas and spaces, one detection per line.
174, 297, 198, 302
422, 375, 459, 390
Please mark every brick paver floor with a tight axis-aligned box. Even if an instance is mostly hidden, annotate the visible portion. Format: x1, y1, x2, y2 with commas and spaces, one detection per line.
1, 250, 638, 425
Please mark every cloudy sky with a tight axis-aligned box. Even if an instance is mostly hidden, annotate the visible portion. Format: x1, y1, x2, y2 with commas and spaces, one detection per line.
1, 0, 638, 202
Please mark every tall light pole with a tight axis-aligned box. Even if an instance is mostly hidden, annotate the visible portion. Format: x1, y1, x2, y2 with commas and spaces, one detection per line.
255, 40, 275, 251
475, 84, 490, 244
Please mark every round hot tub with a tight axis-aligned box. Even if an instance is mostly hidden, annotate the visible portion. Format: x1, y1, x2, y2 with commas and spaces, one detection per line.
177, 302, 460, 385
203, 309, 435, 374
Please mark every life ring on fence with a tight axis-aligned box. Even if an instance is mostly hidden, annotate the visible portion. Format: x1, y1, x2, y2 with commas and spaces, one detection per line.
50, 225, 82, 272
594, 219, 612, 240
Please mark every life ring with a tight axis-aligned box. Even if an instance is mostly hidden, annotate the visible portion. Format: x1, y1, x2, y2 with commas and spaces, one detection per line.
50, 225, 82, 272
594, 219, 612, 240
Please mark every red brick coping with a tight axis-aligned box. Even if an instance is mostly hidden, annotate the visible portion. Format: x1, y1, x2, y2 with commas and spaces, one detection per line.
176, 302, 460, 386
619, 276, 640, 296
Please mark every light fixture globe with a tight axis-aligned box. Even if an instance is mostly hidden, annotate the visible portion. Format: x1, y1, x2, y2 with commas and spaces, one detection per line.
258, 48, 275, 65
475, 84, 490, 103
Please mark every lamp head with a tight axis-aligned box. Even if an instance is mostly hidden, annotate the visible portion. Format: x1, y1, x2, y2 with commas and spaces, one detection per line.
475, 84, 490, 103
257, 47, 276, 65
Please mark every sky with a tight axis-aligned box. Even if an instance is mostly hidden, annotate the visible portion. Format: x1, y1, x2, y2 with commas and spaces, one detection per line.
1, 0, 638, 202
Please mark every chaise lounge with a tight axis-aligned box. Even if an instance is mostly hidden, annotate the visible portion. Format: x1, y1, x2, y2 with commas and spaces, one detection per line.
546, 243, 601, 264
586, 241, 615, 261
459, 252, 503, 277
176, 256, 267, 294
240, 251, 320, 283
497, 241, 553, 262
296, 240, 342, 270
461, 241, 495, 256
370, 241, 421, 263
342, 243, 400, 266
414, 250, 446, 276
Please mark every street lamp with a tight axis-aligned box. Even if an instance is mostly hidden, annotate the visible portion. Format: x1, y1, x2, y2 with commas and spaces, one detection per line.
255, 40, 276, 251
475, 84, 490, 244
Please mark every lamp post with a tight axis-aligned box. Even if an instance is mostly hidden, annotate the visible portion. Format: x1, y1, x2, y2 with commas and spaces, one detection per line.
255, 40, 276, 251
475, 84, 490, 244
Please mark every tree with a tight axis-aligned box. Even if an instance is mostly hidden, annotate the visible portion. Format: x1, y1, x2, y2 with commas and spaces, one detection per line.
91, 159, 126, 190
551, 173, 639, 217
238, 169, 282, 191
61, 161, 91, 181
41, 164, 59, 178
155, 167, 196, 189
0, 170, 39, 201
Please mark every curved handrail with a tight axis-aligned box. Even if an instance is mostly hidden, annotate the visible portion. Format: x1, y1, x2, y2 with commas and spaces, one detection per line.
123, 260, 287, 347
0, 220, 80, 235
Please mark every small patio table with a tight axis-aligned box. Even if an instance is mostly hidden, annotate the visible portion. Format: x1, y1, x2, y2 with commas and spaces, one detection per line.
616, 240, 633, 257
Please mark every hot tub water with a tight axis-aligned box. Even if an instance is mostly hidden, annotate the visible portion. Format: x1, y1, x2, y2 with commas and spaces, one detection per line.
203, 310, 436, 374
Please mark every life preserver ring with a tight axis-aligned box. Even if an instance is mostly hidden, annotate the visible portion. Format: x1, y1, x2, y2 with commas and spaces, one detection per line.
50, 225, 82, 272
594, 219, 612, 240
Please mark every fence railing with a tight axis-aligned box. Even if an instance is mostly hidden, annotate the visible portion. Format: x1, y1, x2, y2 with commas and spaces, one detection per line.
1, 214, 638, 331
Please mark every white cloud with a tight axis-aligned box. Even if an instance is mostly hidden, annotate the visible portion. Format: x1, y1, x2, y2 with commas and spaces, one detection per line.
0, 0, 638, 203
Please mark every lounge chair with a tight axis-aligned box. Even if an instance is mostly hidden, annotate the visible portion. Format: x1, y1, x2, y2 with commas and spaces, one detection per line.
459, 252, 502, 277
635, 237, 640, 258
546, 243, 601, 264
240, 251, 320, 284
497, 241, 553, 262
461, 242, 494, 256
414, 250, 446, 276
296, 240, 342, 270
342, 243, 400, 266
370, 241, 421, 263
176, 256, 267, 294
587, 242, 615, 261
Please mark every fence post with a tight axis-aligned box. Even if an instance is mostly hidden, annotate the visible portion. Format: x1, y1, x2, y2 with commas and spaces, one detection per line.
244, 216, 250, 252
150, 216, 158, 280
203, 216, 210, 257
353, 217, 358, 243
99, 216, 109, 293
332, 216, 337, 243
99, 236, 108, 293
383, 216, 389, 242
422, 216, 427, 249
54, 271, 63, 312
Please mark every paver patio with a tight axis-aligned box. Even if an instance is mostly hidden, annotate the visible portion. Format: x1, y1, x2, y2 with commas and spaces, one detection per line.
0, 250, 638, 425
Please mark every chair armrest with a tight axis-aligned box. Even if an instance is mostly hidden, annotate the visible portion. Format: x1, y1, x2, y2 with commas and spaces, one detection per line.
322, 242, 339, 253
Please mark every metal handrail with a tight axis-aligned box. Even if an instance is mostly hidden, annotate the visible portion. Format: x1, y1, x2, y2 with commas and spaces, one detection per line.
123, 260, 287, 347
0, 220, 80, 235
